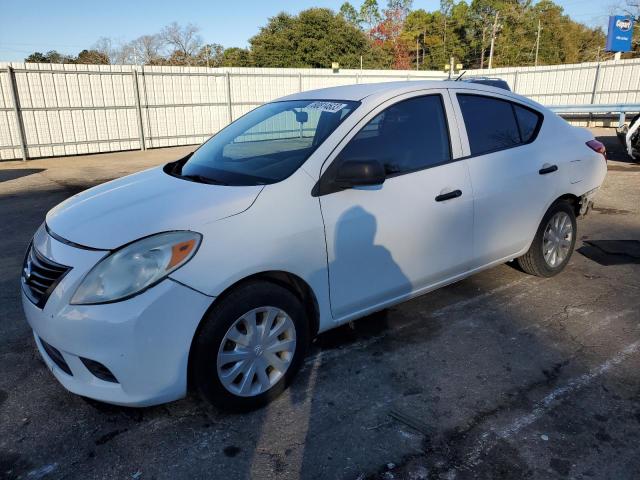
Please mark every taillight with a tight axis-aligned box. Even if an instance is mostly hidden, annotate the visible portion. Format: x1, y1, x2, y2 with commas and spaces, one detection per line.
586, 139, 606, 158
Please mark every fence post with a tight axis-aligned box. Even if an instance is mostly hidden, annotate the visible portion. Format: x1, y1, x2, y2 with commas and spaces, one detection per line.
225, 72, 233, 124
512, 71, 519, 93
588, 63, 601, 127
132, 69, 146, 150
7, 66, 28, 161
298, 72, 302, 92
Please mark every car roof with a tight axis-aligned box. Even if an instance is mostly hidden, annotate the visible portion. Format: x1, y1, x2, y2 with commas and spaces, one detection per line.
278, 80, 542, 109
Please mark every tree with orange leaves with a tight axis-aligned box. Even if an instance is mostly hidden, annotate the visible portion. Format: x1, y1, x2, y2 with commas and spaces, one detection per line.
370, 0, 413, 69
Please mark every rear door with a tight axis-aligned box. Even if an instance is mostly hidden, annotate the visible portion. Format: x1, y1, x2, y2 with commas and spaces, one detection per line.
450, 90, 561, 268
317, 90, 474, 320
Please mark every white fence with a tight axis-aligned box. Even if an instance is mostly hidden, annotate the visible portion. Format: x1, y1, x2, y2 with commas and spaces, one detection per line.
1, 59, 639, 161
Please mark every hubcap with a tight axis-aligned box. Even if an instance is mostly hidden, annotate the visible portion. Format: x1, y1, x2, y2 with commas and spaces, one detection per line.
217, 307, 296, 397
542, 212, 573, 268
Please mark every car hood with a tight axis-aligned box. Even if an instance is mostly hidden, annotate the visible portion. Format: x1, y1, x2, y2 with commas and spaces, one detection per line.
46, 166, 264, 249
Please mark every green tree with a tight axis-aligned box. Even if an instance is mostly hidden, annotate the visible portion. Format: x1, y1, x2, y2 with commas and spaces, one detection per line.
25, 50, 74, 64
250, 8, 381, 68
360, 0, 382, 33
221, 47, 253, 67
25, 52, 49, 63
339, 2, 361, 27
195, 43, 225, 67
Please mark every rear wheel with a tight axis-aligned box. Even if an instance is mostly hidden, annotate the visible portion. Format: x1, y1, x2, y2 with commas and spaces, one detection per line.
192, 281, 309, 410
516, 201, 577, 277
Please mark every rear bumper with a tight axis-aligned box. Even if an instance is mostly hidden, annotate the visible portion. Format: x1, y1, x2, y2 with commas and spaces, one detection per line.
578, 187, 599, 217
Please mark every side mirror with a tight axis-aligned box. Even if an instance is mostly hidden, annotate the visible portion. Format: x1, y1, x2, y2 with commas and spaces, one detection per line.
334, 160, 386, 188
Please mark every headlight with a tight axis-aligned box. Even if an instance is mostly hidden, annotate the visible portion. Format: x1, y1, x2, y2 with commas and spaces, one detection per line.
71, 231, 201, 305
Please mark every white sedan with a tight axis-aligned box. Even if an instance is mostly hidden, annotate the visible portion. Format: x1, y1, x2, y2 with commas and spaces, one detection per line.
22, 81, 607, 409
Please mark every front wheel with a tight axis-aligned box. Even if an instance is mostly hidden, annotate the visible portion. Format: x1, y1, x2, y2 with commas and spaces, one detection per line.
516, 201, 577, 277
191, 281, 309, 411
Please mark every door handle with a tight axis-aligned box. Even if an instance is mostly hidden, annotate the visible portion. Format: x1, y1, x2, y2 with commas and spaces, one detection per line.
435, 189, 462, 202
539, 164, 558, 175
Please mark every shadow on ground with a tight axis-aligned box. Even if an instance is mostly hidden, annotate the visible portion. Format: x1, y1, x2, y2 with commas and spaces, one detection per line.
0, 169, 46, 183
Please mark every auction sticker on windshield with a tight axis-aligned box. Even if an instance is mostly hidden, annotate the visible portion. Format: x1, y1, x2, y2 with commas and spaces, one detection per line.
307, 101, 349, 113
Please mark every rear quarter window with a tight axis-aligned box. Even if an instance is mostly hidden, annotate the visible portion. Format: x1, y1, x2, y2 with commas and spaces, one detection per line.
514, 104, 541, 142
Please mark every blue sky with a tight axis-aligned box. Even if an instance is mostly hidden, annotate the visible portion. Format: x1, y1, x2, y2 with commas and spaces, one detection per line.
0, 0, 616, 61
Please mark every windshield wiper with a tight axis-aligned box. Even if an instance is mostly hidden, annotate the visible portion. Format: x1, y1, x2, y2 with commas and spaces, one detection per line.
180, 174, 229, 186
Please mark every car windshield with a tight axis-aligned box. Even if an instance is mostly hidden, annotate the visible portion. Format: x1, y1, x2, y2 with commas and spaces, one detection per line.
175, 99, 359, 186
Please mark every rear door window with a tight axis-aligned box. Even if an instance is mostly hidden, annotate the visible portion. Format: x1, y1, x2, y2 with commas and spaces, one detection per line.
457, 94, 542, 156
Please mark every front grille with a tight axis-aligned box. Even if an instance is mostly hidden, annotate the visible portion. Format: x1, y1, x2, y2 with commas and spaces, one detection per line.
39, 337, 72, 376
22, 244, 71, 308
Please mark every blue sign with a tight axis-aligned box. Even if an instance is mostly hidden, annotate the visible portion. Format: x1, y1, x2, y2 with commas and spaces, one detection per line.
606, 16, 634, 52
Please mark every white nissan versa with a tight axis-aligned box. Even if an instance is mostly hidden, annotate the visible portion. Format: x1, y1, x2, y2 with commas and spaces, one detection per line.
22, 81, 607, 409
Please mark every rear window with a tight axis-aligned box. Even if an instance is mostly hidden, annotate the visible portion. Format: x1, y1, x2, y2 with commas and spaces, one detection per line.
457, 94, 542, 156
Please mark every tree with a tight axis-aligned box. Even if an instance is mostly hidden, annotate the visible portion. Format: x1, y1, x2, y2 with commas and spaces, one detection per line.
195, 43, 225, 67
221, 47, 253, 67
160, 22, 203, 65
25, 50, 74, 64
76, 49, 110, 64
25, 52, 49, 63
250, 8, 382, 68
129, 35, 164, 64
25, 1, 616, 70
370, 0, 413, 68
92, 37, 116, 63
360, 0, 382, 33
339, 2, 361, 27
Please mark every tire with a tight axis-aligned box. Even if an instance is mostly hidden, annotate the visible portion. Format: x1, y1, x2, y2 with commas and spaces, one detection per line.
191, 281, 309, 411
516, 201, 577, 277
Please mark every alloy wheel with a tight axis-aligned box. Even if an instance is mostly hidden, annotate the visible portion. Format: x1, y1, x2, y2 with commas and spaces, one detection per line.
542, 211, 573, 268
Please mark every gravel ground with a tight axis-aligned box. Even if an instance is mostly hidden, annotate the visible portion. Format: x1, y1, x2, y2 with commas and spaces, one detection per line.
0, 130, 638, 479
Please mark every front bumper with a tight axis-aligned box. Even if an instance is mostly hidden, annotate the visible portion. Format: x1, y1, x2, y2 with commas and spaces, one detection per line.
22, 227, 213, 407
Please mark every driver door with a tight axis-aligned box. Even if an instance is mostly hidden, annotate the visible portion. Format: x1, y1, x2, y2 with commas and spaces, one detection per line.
318, 91, 474, 321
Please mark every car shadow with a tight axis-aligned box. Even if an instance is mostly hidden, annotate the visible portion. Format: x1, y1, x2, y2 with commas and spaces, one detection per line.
0, 168, 46, 183
578, 240, 640, 266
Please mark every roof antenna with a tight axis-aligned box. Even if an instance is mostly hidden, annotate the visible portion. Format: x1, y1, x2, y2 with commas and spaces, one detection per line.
454, 71, 467, 81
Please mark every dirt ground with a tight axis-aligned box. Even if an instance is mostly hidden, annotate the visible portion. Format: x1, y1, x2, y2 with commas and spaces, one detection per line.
0, 129, 639, 479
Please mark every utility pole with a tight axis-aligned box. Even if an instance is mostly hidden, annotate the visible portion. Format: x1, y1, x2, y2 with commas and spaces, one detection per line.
488, 11, 499, 70
534, 18, 542, 67
448, 56, 455, 79
416, 37, 420, 70
443, 17, 447, 55
480, 24, 487, 70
